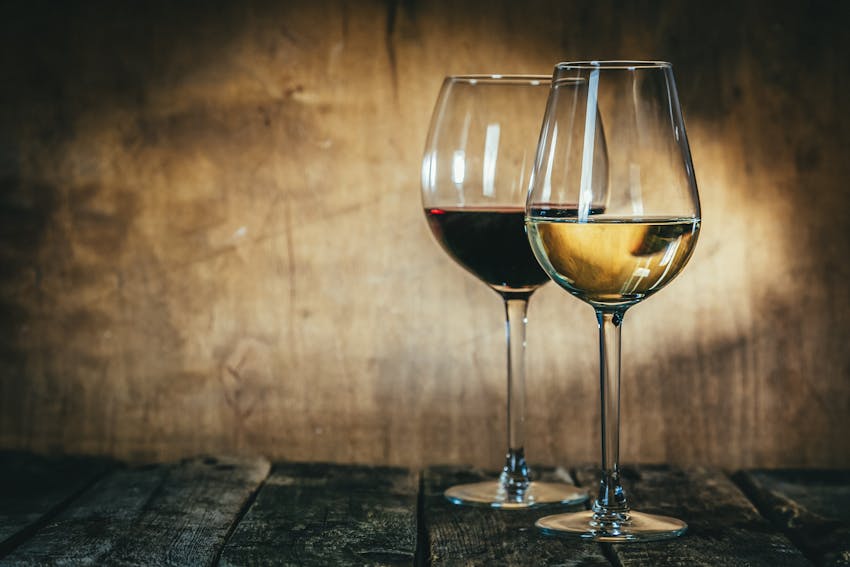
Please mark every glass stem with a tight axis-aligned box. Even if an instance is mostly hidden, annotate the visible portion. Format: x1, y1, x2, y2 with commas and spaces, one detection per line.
593, 308, 630, 522
499, 294, 531, 496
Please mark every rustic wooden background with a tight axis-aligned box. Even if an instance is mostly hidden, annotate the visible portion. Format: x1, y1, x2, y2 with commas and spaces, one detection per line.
0, 0, 848, 469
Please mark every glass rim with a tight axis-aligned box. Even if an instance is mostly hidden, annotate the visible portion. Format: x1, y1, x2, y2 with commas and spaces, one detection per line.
555, 60, 672, 70
446, 74, 551, 85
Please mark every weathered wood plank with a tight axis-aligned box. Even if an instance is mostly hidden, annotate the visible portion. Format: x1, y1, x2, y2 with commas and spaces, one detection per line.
735, 469, 850, 566
424, 466, 610, 566
572, 466, 811, 566
1, 463, 167, 566
219, 462, 418, 567
0, 455, 269, 566
0, 451, 113, 557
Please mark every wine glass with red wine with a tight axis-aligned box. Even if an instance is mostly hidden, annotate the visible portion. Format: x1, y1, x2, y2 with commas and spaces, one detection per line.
420, 75, 590, 508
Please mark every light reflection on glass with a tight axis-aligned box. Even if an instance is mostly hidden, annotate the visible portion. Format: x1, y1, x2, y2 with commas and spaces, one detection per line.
483, 123, 500, 197
452, 150, 465, 185
578, 69, 600, 221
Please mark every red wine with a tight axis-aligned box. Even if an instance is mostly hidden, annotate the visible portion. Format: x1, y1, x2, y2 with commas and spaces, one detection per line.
425, 207, 550, 293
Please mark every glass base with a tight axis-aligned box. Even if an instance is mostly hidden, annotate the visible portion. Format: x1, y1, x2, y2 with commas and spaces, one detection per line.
444, 480, 588, 509
536, 509, 687, 542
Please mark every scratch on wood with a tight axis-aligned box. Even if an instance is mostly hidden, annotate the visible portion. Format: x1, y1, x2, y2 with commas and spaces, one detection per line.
221, 340, 275, 420
385, 0, 398, 102
340, 0, 349, 44
285, 194, 297, 358
278, 23, 300, 46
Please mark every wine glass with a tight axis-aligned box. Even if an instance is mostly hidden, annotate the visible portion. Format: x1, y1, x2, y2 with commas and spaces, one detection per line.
526, 61, 701, 540
421, 75, 588, 508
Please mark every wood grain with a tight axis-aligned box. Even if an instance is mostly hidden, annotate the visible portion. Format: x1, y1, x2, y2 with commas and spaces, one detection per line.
423, 466, 609, 566
574, 466, 811, 567
735, 470, 850, 566
0, 0, 848, 470
219, 462, 418, 566
0, 456, 269, 566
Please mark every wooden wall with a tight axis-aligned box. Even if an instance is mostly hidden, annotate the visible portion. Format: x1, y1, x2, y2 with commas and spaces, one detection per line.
1, 0, 848, 469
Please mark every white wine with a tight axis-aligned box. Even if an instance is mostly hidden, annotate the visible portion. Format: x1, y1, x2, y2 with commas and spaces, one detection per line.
526, 215, 700, 307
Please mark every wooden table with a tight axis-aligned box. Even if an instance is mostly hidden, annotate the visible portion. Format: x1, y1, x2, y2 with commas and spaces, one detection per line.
1, 452, 848, 566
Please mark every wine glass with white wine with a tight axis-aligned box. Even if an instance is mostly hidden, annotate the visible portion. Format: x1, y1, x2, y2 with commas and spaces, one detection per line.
526, 61, 701, 540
